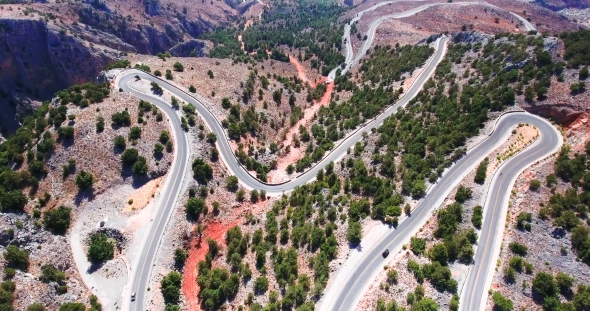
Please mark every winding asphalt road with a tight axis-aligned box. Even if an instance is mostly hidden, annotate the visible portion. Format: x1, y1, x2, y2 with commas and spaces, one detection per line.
328, 1, 536, 81
116, 1, 551, 310
459, 114, 561, 311
115, 73, 192, 311
323, 112, 561, 311
119, 34, 447, 311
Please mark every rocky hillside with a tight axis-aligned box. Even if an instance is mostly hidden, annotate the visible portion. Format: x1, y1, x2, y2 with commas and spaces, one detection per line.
0, 16, 118, 137
535, 0, 590, 11
0, 0, 239, 137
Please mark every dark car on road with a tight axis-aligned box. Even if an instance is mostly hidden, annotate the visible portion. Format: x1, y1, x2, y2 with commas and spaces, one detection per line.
382, 249, 389, 258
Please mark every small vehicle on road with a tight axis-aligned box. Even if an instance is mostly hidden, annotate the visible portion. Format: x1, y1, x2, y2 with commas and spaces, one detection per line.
382, 249, 390, 258
131, 292, 136, 301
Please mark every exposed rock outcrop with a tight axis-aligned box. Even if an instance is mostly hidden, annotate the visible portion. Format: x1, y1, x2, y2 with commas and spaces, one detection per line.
169, 39, 209, 57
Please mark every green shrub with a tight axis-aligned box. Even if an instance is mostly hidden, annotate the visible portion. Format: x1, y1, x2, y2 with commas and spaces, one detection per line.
455, 185, 472, 203
508, 242, 528, 256
533, 272, 558, 300
410, 237, 426, 255
40, 264, 66, 285
74, 170, 93, 190
27, 303, 45, 311
59, 302, 86, 311
492, 291, 513, 311
154, 143, 164, 155
128, 126, 142, 140
114, 135, 126, 149
111, 110, 131, 126
173, 62, 184, 72
474, 158, 488, 184
4, 245, 29, 270
347, 220, 362, 244
254, 276, 269, 294
3, 268, 15, 280
529, 179, 541, 191
472, 205, 483, 229
160, 130, 170, 143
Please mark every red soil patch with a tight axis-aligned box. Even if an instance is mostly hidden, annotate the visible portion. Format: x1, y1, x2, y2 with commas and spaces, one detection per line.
182, 220, 239, 311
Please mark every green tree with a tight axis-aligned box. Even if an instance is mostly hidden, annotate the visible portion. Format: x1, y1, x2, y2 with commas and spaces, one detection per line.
254, 276, 269, 294
185, 197, 206, 220
226, 176, 239, 191
347, 220, 362, 244
192, 158, 213, 183
4, 245, 29, 270
132, 156, 148, 175
43, 206, 71, 235
161, 271, 182, 303
75, 170, 93, 190
533, 272, 558, 300
87, 233, 114, 263
121, 148, 139, 165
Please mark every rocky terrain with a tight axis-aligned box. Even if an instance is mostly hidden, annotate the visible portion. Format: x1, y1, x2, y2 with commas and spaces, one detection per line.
0, 85, 174, 309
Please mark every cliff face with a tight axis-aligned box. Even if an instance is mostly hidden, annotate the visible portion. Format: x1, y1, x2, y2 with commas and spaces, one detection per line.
0, 18, 116, 134
76, 4, 215, 55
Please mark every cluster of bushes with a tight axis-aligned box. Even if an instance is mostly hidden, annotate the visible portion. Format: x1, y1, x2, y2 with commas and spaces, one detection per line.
195, 169, 345, 309
55, 83, 110, 107
235, 146, 269, 182
376, 287, 439, 311
105, 59, 130, 70
220, 101, 260, 141
241, 0, 346, 73
360, 44, 434, 85
121, 148, 148, 176
560, 30, 590, 68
